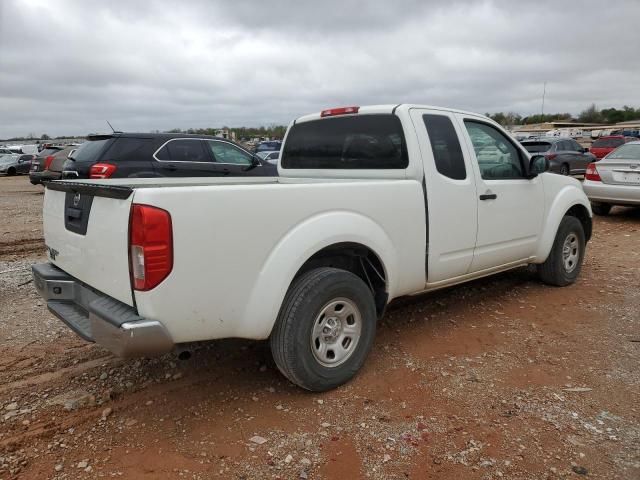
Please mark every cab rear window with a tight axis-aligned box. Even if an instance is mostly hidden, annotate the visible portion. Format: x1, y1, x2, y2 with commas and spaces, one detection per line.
281, 114, 408, 169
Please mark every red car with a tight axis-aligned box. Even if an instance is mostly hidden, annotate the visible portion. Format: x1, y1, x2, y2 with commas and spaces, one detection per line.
589, 135, 637, 159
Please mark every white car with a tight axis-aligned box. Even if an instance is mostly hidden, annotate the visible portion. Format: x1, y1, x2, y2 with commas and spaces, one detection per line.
256, 150, 280, 164
583, 141, 640, 215
32, 104, 592, 391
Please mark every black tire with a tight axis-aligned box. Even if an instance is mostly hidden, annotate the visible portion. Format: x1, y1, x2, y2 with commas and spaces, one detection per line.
591, 202, 612, 216
560, 164, 570, 176
7, 167, 16, 176
270, 267, 377, 392
537, 216, 585, 287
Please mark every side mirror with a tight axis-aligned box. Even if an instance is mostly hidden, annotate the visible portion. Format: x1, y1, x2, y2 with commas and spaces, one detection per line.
529, 154, 550, 175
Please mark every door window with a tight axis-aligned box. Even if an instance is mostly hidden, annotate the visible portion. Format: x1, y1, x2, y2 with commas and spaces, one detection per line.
570, 140, 583, 152
422, 114, 466, 180
206, 141, 252, 165
155, 139, 209, 162
464, 121, 525, 180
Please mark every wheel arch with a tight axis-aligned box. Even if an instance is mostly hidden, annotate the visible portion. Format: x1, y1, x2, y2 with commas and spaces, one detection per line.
239, 211, 397, 339
533, 186, 592, 262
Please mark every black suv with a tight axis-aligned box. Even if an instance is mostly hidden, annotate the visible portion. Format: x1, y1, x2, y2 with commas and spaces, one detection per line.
62, 133, 277, 179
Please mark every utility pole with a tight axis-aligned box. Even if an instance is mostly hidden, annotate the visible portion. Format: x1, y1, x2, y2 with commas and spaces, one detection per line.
541, 81, 547, 117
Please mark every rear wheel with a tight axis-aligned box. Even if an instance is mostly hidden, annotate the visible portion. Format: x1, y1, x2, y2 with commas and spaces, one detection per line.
591, 202, 612, 216
270, 267, 377, 392
537, 216, 585, 286
560, 164, 570, 176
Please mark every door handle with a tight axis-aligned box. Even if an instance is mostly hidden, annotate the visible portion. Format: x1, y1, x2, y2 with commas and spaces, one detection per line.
479, 193, 497, 200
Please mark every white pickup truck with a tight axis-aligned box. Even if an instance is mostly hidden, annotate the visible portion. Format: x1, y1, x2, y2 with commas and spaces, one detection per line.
32, 104, 592, 391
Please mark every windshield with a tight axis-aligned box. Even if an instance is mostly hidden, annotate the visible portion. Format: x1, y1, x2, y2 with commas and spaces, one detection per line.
522, 142, 551, 153
592, 138, 624, 148
606, 143, 640, 160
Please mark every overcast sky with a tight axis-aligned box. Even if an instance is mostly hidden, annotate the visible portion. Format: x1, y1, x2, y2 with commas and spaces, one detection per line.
1, 0, 639, 138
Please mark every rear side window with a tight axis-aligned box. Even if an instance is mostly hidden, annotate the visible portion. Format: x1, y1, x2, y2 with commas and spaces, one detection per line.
73, 139, 112, 163
281, 114, 408, 169
522, 142, 551, 153
422, 114, 466, 180
155, 139, 209, 162
592, 138, 624, 148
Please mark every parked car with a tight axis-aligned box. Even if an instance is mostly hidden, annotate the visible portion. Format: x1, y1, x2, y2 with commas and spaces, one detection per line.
0, 148, 14, 155
7, 144, 39, 155
583, 141, 640, 215
32, 104, 591, 391
61, 133, 277, 179
0, 154, 33, 175
589, 135, 637, 159
254, 140, 282, 154
256, 151, 280, 164
29, 146, 72, 185
520, 138, 595, 175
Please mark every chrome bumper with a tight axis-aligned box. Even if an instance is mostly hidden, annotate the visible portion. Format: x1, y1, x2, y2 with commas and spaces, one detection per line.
32, 263, 173, 358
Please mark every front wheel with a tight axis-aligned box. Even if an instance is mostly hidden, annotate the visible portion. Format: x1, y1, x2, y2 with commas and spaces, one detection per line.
591, 202, 612, 216
270, 267, 377, 392
537, 216, 585, 286
6, 167, 16, 176
560, 164, 570, 176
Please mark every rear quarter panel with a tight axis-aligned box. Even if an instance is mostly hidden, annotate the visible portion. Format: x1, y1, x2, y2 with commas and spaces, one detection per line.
131, 180, 426, 343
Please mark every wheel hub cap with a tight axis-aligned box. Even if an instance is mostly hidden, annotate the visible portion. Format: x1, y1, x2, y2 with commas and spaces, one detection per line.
562, 233, 579, 273
311, 298, 362, 367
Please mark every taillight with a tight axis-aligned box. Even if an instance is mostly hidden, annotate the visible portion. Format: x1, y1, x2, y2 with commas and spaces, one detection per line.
320, 106, 360, 117
44, 155, 55, 170
585, 163, 601, 181
545, 153, 557, 161
129, 204, 173, 291
89, 163, 117, 179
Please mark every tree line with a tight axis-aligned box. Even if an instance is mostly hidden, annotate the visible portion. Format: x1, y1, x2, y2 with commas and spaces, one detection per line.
486, 105, 640, 127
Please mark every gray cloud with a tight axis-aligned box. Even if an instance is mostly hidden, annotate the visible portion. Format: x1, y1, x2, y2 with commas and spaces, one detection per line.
1, 0, 639, 138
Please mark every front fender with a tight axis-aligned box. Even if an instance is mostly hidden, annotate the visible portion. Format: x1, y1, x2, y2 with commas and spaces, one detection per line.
533, 183, 592, 262
238, 211, 398, 339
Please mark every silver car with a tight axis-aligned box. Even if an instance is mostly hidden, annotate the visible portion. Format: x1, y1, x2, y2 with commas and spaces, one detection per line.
583, 140, 640, 215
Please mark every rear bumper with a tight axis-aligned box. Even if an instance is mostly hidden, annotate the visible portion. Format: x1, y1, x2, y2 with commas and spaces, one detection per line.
32, 263, 173, 358
583, 180, 640, 205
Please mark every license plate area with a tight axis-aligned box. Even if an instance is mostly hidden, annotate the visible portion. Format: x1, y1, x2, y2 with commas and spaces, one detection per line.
612, 171, 640, 184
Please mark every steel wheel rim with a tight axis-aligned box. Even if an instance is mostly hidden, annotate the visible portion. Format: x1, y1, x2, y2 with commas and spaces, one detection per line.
562, 232, 580, 273
310, 297, 362, 368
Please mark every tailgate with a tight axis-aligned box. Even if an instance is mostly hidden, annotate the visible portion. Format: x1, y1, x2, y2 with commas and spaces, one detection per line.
596, 161, 640, 185
43, 182, 135, 306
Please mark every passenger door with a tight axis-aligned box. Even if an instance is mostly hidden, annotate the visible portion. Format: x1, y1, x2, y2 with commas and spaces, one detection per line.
154, 138, 227, 177
409, 108, 478, 283
568, 139, 590, 174
457, 116, 545, 272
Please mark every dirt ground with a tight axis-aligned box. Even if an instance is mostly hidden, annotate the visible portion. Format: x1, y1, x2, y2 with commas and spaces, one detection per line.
0, 174, 638, 480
